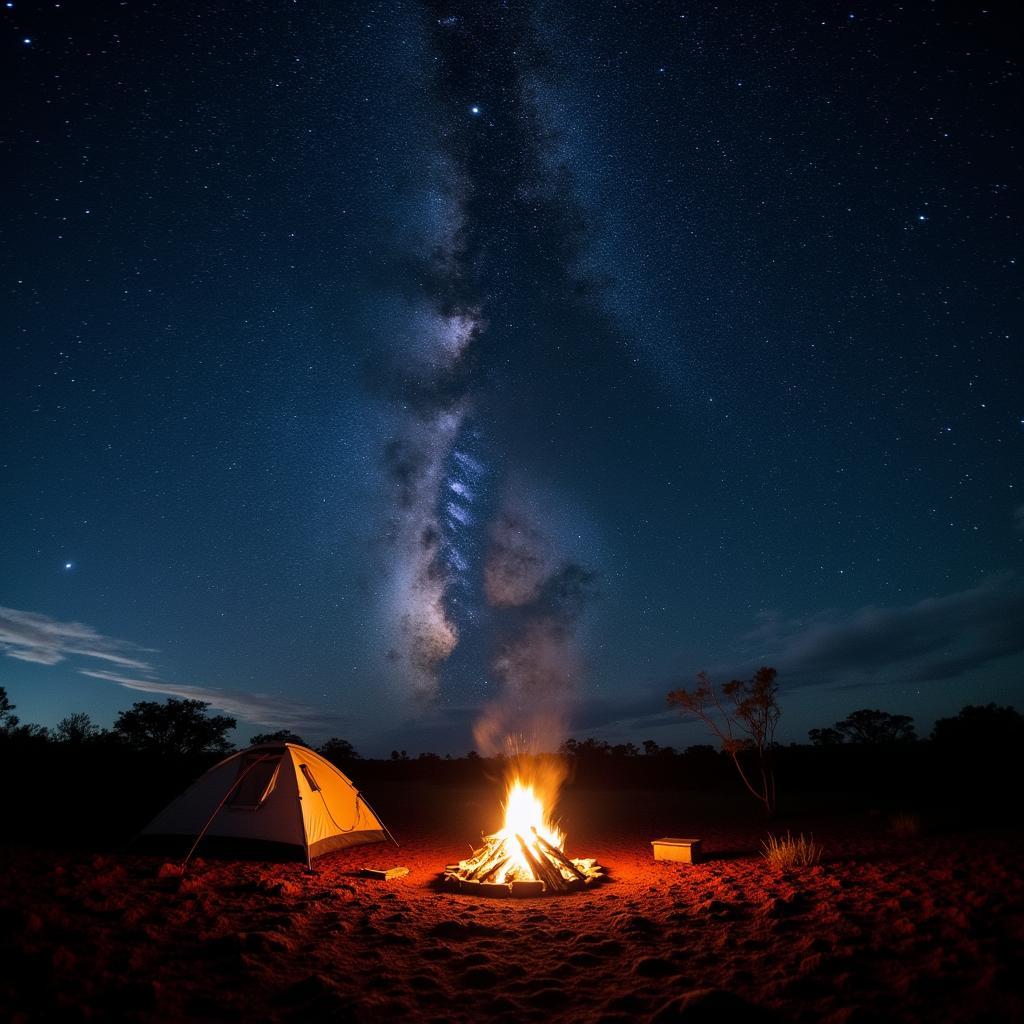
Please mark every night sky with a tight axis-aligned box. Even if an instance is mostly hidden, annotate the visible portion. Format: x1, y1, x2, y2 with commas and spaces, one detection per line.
2, 1, 1021, 755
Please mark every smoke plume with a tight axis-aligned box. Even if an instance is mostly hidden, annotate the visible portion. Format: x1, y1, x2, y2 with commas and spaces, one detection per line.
474, 512, 597, 756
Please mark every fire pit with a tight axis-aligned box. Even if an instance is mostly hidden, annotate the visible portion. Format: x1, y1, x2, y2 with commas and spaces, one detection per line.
443, 776, 606, 897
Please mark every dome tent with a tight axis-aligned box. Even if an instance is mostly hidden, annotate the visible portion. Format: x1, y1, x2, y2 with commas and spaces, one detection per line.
143, 742, 392, 867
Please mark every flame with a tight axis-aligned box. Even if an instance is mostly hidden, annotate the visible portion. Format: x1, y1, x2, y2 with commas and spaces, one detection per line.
446, 754, 606, 892
496, 778, 564, 880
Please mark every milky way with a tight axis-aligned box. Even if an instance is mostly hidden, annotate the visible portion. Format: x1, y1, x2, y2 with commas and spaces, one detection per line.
378, 1, 603, 739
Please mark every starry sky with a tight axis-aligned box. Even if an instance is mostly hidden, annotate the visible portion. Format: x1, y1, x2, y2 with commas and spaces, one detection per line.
2, 0, 1021, 755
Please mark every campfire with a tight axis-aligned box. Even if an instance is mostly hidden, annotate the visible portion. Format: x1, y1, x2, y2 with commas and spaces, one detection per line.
444, 775, 606, 897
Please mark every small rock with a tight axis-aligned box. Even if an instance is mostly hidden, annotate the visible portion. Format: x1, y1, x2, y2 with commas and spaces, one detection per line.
635, 956, 677, 978
460, 966, 500, 989
591, 938, 625, 957
623, 913, 659, 933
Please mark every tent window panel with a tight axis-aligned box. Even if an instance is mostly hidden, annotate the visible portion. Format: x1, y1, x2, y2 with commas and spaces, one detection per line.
228, 757, 280, 810
299, 764, 321, 792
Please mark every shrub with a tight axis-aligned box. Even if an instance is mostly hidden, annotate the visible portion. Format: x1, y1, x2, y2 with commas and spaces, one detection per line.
667, 666, 781, 816
762, 831, 822, 870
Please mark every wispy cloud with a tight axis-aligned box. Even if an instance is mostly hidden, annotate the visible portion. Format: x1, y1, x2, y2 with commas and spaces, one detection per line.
78, 669, 325, 731
0, 606, 153, 669
0, 605, 327, 730
745, 576, 1024, 689
550, 577, 1024, 740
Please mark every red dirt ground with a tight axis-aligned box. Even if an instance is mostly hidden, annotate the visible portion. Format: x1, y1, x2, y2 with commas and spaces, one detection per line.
2, 787, 1022, 1023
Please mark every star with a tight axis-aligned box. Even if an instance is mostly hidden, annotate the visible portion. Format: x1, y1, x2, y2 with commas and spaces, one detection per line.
469, 105, 481, 116
63, 562, 73, 570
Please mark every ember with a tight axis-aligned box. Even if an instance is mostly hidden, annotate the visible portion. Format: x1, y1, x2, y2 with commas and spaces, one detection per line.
444, 777, 606, 896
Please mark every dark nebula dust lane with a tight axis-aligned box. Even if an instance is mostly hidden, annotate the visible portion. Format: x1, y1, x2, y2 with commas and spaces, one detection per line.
378, 2, 655, 737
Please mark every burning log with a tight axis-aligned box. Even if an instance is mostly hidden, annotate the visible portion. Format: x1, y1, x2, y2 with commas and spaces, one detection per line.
463, 837, 509, 881
515, 833, 568, 892
478, 855, 510, 883
532, 827, 588, 881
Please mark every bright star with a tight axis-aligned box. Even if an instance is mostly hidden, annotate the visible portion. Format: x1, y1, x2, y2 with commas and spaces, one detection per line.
917, 214, 927, 222
64, 562, 73, 570
469, 105, 480, 115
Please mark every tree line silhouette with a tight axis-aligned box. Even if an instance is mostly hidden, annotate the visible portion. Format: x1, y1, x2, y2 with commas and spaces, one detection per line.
2, 684, 1020, 764
1, 682, 1021, 843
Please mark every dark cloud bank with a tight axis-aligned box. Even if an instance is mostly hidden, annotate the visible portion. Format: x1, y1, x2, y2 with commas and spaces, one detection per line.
380, 576, 1024, 750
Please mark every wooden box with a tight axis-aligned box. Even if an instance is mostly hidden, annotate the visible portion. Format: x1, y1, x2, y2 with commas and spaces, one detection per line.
651, 837, 702, 864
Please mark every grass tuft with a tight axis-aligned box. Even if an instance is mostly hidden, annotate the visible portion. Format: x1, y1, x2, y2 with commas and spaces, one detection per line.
888, 812, 922, 838
762, 831, 822, 870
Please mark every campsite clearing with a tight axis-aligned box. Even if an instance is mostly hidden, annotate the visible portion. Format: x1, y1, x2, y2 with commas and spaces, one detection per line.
2, 785, 1021, 1022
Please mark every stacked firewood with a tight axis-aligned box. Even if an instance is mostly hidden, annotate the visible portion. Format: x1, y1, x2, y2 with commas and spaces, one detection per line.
444, 826, 605, 895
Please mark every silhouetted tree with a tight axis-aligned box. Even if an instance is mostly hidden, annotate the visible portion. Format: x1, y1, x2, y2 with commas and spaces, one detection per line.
113, 698, 235, 757
54, 712, 101, 744
560, 738, 613, 759
832, 709, 916, 745
808, 726, 844, 746
390, 749, 409, 761
668, 667, 780, 815
0, 688, 48, 741
250, 729, 306, 747
0, 687, 19, 733
318, 737, 360, 762
931, 703, 1024, 748
641, 739, 679, 757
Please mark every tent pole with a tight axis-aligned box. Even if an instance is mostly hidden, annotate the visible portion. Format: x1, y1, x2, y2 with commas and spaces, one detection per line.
294, 753, 316, 873
181, 754, 271, 872
297, 792, 315, 874
300, 797, 314, 873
